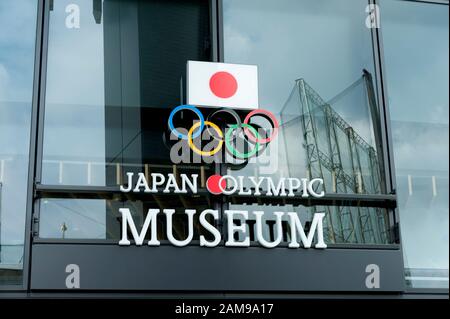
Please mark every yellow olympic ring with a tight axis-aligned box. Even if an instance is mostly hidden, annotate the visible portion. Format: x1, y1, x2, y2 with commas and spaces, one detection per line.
188, 121, 224, 156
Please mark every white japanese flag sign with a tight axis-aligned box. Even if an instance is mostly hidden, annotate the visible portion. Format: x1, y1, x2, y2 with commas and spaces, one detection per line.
187, 61, 258, 110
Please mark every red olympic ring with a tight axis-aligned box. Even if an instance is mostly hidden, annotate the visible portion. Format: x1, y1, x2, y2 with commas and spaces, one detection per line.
243, 109, 279, 144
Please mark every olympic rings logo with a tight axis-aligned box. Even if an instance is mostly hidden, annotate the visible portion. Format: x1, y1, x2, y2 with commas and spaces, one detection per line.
168, 105, 279, 159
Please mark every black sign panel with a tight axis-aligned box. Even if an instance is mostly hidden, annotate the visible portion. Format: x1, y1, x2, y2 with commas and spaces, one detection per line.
30, 244, 404, 292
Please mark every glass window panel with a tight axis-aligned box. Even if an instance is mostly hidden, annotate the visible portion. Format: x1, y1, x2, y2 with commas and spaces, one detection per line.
222, 0, 391, 245
228, 204, 392, 245
381, 0, 449, 288
42, 0, 212, 186
0, 0, 37, 285
39, 196, 215, 241
222, 0, 385, 196
39, 197, 392, 246
40, 199, 107, 239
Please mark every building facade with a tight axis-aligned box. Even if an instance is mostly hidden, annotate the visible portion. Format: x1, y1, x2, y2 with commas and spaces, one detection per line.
0, 0, 448, 298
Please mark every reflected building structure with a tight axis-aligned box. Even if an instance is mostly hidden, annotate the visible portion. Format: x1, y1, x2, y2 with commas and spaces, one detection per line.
280, 71, 390, 244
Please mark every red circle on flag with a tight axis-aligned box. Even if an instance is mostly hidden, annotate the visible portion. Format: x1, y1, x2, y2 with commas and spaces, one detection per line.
206, 175, 226, 195
209, 71, 238, 98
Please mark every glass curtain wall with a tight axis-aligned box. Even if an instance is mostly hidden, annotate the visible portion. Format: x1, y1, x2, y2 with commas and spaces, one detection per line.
222, 0, 394, 245
38, 0, 214, 241
1, 0, 447, 293
380, 0, 449, 289
0, 0, 38, 286
39, 0, 396, 247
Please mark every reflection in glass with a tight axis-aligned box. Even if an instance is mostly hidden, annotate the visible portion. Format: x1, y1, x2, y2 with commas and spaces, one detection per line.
222, 0, 388, 244
223, 0, 383, 191
0, 0, 37, 285
281, 75, 383, 196
39, 196, 215, 242
381, 0, 449, 289
227, 203, 392, 246
39, 197, 392, 246
39, 199, 107, 239
42, 0, 212, 186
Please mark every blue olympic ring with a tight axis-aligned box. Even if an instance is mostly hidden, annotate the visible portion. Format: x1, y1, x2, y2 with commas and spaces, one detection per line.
168, 105, 205, 140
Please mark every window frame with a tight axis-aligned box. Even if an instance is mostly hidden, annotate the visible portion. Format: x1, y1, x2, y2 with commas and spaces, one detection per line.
33, 0, 400, 246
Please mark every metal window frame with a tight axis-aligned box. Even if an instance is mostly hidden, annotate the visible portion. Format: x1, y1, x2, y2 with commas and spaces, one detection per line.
401, 0, 449, 5
30, 0, 401, 253
30, 0, 401, 247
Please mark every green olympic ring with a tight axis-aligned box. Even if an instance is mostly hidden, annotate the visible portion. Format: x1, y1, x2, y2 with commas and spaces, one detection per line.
225, 124, 261, 159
